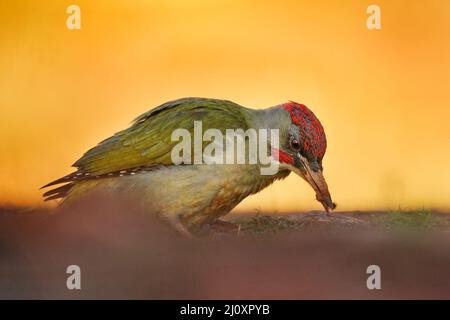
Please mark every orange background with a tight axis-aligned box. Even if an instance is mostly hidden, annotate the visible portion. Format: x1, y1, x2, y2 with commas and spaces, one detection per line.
1, 0, 449, 212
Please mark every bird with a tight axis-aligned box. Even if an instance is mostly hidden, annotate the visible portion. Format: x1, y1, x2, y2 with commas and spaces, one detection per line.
42, 97, 335, 236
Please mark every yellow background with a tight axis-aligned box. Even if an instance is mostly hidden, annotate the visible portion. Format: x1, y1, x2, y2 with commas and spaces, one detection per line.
1, 0, 449, 211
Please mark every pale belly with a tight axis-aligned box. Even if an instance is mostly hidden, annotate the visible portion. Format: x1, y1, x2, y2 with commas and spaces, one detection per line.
67, 164, 290, 226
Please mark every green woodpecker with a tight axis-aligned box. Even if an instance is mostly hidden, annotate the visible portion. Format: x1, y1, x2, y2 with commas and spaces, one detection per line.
42, 98, 335, 235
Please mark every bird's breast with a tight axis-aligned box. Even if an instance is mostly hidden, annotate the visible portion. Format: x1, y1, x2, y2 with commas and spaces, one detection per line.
115, 164, 289, 226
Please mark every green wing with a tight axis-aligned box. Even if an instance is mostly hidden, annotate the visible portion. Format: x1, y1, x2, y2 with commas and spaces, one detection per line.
42, 97, 250, 194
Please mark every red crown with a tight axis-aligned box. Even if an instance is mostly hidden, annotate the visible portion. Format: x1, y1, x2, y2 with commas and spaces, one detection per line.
282, 101, 327, 160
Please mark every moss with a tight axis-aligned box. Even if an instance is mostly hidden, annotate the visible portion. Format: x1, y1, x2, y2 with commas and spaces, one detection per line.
230, 209, 450, 236
378, 209, 449, 231
233, 214, 303, 236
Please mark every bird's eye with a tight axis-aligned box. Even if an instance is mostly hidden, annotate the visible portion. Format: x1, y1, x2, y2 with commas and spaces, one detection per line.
290, 138, 301, 151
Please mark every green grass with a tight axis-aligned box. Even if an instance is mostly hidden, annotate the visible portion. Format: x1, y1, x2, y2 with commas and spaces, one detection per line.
233, 215, 304, 236
230, 209, 450, 236
378, 209, 449, 231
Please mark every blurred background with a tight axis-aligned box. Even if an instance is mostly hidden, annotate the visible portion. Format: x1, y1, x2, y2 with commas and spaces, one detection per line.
1, 0, 449, 212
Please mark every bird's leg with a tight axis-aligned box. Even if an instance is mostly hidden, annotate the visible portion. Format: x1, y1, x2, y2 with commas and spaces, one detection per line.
166, 215, 194, 238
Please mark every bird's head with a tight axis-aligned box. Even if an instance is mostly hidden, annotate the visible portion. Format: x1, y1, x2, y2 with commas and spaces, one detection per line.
274, 101, 336, 212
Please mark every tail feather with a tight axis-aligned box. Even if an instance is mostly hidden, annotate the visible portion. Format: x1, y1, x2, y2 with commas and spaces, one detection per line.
42, 182, 76, 201
41, 165, 163, 202
41, 170, 97, 201
40, 171, 89, 189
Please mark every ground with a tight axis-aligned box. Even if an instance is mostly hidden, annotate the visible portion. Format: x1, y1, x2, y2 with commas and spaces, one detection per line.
1, 198, 450, 299
231, 209, 450, 235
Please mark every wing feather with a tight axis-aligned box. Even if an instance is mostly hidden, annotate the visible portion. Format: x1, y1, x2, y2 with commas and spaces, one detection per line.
42, 97, 250, 196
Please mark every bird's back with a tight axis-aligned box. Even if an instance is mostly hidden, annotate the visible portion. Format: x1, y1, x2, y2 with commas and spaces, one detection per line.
42, 97, 254, 202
